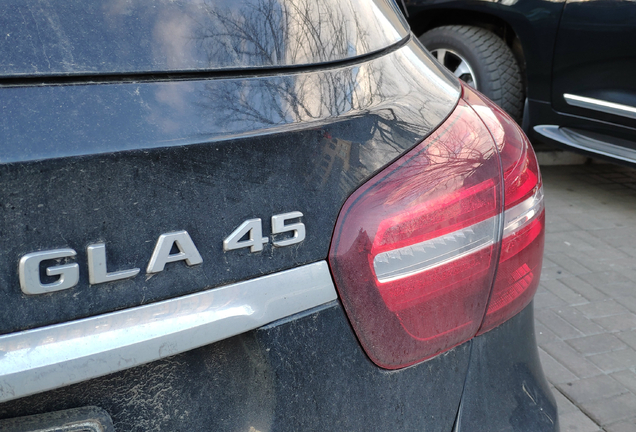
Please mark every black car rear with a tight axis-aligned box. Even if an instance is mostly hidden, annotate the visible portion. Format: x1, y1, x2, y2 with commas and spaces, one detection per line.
0, 1, 556, 430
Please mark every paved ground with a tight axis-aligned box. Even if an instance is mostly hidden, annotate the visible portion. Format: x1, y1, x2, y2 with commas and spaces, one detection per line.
536, 162, 636, 432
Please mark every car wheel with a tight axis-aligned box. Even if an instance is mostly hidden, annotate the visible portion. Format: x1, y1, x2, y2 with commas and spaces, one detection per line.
419, 25, 524, 121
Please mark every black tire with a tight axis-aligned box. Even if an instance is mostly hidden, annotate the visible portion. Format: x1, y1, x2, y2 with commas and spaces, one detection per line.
419, 25, 524, 121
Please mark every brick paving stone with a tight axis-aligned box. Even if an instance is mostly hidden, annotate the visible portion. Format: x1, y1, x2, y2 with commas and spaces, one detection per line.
537, 309, 585, 339
588, 228, 629, 240
558, 411, 603, 432
604, 419, 636, 432
556, 375, 629, 403
542, 264, 575, 281
610, 370, 636, 394
567, 255, 620, 274
539, 348, 579, 384
543, 256, 559, 269
555, 307, 606, 336
551, 386, 580, 415
542, 279, 590, 305
609, 258, 636, 271
545, 254, 592, 277
580, 393, 636, 425
546, 220, 581, 234
536, 163, 636, 429
542, 339, 604, 378
570, 246, 632, 262
535, 321, 559, 345
576, 300, 631, 319
616, 267, 636, 284
614, 295, 636, 314
566, 213, 620, 231
616, 329, 636, 349
545, 233, 597, 254
593, 314, 636, 333
578, 271, 634, 288
619, 246, 636, 258
595, 234, 636, 250
559, 276, 608, 302
535, 289, 569, 310
587, 348, 636, 373
568, 230, 615, 248
597, 283, 636, 299
567, 334, 627, 356
612, 188, 636, 198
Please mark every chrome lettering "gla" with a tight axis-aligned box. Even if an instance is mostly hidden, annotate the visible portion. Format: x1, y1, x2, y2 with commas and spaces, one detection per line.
18, 231, 202, 295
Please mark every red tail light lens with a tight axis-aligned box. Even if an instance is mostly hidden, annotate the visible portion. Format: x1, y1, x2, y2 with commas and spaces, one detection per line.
328, 84, 545, 369
328, 100, 502, 369
464, 88, 545, 335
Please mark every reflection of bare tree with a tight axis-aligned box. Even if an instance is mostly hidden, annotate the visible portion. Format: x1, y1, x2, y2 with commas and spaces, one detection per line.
377, 105, 497, 212
336, 104, 499, 267
184, 0, 460, 193
194, 0, 371, 67
191, 0, 392, 130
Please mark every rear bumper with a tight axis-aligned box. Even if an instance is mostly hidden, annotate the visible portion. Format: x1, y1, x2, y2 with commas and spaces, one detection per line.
0, 262, 337, 403
457, 303, 559, 432
0, 300, 556, 431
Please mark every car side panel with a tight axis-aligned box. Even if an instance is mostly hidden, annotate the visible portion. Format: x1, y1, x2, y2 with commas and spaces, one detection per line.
551, 0, 636, 130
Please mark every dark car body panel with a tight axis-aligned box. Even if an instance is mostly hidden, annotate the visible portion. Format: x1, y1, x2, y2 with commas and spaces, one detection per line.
551, 0, 636, 128
456, 303, 558, 432
0, 40, 460, 335
0, 302, 471, 431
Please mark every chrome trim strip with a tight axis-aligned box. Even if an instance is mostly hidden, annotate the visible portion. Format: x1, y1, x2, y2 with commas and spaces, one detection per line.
503, 186, 544, 238
564, 94, 636, 120
0, 261, 337, 403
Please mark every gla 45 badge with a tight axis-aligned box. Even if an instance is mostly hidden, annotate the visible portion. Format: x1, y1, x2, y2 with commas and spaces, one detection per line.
18, 212, 305, 295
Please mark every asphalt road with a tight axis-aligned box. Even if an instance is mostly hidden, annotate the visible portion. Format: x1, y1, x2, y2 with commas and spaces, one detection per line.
535, 161, 636, 432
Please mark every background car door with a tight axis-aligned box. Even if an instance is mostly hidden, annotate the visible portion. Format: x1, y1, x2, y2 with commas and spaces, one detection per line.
551, 0, 636, 136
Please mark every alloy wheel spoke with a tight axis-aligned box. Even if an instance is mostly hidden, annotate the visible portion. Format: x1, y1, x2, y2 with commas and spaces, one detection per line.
435, 49, 447, 65
453, 60, 471, 78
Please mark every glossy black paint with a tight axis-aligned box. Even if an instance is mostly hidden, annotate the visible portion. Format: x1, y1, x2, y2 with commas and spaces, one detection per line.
0, 40, 460, 334
552, 0, 636, 128
527, 99, 636, 158
0, 301, 471, 432
457, 303, 558, 432
0, 0, 408, 77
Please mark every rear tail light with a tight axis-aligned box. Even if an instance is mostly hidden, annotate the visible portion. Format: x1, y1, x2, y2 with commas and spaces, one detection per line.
465, 88, 545, 335
328, 84, 544, 369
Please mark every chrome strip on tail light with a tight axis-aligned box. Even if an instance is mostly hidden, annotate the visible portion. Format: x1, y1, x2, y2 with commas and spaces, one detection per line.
373, 216, 499, 283
503, 186, 544, 238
